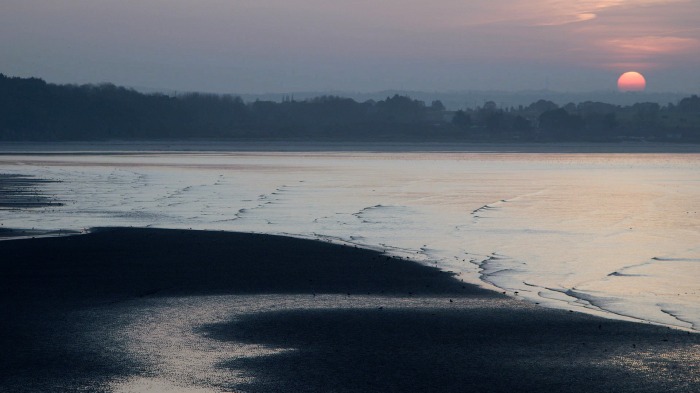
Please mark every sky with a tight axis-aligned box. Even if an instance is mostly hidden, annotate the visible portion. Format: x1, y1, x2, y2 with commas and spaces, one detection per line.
1, 0, 699, 94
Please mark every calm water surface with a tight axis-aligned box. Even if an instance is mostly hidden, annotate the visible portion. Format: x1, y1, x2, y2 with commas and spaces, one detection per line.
1, 150, 699, 331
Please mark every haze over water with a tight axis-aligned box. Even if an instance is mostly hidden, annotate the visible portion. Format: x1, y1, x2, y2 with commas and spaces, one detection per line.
1, 148, 699, 331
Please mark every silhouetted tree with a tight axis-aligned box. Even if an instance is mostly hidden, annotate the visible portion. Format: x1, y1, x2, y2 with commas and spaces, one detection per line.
539, 108, 584, 140
678, 95, 700, 112
430, 100, 446, 111
527, 99, 558, 115
451, 110, 471, 130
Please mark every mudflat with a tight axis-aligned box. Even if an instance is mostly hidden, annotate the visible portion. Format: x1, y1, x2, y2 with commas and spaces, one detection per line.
0, 228, 697, 392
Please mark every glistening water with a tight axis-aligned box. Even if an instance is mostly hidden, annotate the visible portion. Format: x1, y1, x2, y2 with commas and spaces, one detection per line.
1, 150, 699, 331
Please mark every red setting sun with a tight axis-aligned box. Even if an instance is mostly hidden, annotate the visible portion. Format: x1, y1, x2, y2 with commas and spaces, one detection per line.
617, 71, 646, 92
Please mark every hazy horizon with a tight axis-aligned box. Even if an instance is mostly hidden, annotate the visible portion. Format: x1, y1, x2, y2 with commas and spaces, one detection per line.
2, 1, 699, 95
2, 71, 692, 111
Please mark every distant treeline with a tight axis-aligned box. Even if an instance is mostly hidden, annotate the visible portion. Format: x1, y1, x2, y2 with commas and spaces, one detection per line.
1, 74, 699, 142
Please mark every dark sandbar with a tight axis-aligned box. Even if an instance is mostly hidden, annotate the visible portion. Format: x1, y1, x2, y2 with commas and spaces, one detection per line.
1, 228, 697, 392
0, 227, 480, 300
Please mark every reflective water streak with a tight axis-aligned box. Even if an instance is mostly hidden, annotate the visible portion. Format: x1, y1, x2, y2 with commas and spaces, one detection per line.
1, 151, 698, 331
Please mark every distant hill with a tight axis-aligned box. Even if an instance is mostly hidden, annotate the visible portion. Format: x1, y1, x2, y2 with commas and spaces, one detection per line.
237, 90, 689, 111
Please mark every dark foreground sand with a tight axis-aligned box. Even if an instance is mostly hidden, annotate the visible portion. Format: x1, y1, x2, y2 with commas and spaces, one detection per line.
1, 228, 698, 392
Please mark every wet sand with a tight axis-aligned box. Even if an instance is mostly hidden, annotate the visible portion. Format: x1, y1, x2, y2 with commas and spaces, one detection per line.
0, 174, 63, 209
1, 228, 698, 392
